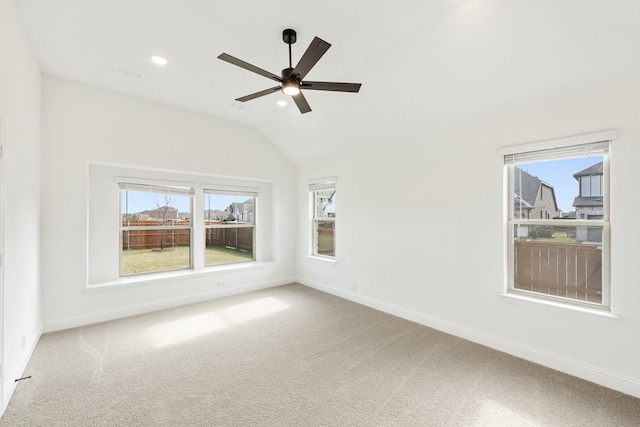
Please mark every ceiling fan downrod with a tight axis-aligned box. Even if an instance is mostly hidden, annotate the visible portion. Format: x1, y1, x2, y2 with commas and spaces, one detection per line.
283, 29, 297, 70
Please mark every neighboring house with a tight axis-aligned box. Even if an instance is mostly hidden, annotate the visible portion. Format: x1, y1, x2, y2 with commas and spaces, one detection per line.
513, 167, 560, 220
204, 209, 225, 220
225, 199, 254, 222
573, 161, 604, 242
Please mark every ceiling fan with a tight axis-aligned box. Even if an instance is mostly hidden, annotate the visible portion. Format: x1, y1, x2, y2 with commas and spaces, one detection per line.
218, 29, 362, 114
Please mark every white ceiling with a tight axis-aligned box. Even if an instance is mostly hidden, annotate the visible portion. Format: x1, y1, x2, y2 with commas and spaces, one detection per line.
14, 0, 640, 164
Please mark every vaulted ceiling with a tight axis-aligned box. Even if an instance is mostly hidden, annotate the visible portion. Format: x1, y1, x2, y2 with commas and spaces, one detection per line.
15, 0, 640, 164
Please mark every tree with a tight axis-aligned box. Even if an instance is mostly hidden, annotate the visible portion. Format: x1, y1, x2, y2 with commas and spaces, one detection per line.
157, 195, 173, 251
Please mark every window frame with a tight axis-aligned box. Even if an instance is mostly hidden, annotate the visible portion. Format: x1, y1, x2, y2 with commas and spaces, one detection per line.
118, 182, 195, 276
203, 188, 257, 267
309, 178, 336, 260
500, 131, 615, 310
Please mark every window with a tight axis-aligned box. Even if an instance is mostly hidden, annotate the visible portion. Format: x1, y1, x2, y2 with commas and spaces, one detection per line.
89, 164, 273, 286
310, 179, 336, 258
580, 175, 603, 197
120, 182, 194, 276
204, 189, 257, 266
502, 132, 614, 309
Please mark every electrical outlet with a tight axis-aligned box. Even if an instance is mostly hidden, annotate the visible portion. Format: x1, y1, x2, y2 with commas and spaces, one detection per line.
217, 281, 226, 287
351, 282, 358, 292
22, 335, 26, 350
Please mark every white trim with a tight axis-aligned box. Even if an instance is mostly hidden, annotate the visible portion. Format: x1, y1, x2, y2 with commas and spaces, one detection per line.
3, 325, 42, 415
308, 175, 337, 185
203, 187, 259, 197
116, 176, 196, 193
88, 261, 280, 290
498, 129, 617, 157
297, 278, 640, 399
308, 254, 337, 263
46, 277, 294, 333
498, 292, 618, 324
0, 114, 4, 414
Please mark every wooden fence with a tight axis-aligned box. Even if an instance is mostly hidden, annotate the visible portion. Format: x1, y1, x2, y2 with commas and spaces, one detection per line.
317, 228, 334, 255
514, 241, 602, 303
205, 227, 253, 252
122, 220, 253, 252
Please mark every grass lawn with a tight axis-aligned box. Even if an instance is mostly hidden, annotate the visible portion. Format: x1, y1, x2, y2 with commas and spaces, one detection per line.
122, 245, 253, 275
532, 231, 579, 244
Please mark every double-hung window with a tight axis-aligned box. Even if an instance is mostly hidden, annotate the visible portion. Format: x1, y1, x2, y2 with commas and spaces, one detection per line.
310, 179, 336, 258
204, 189, 257, 266
120, 182, 194, 276
502, 131, 614, 309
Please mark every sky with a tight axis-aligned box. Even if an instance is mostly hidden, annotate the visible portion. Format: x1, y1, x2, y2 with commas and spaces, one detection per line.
121, 192, 247, 214
517, 156, 603, 213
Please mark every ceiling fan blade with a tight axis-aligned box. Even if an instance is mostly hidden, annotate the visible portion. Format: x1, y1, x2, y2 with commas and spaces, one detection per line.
301, 81, 362, 93
292, 92, 312, 114
236, 86, 281, 102
218, 53, 282, 83
291, 37, 331, 80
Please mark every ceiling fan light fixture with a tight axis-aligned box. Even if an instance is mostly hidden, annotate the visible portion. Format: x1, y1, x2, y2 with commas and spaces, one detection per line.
150, 55, 168, 66
282, 81, 300, 96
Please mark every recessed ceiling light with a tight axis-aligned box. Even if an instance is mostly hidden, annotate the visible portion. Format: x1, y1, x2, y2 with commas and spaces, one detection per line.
151, 56, 168, 66
277, 100, 288, 107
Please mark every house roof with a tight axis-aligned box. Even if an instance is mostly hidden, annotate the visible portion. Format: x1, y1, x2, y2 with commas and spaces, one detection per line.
514, 167, 543, 207
573, 162, 603, 180
573, 196, 604, 207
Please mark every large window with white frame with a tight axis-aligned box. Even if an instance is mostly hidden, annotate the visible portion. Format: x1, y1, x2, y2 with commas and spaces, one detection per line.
310, 179, 336, 258
89, 164, 274, 286
119, 182, 194, 276
502, 132, 614, 309
204, 189, 256, 266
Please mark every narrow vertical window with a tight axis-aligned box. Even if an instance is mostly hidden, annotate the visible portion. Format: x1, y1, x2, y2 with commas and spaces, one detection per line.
310, 179, 336, 259
503, 134, 613, 309
119, 182, 194, 275
203, 189, 257, 266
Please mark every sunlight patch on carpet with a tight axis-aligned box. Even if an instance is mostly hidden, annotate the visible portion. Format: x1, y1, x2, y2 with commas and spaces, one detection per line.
223, 297, 290, 323
147, 297, 289, 348
470, 399, 542, 426
148, 313, 227, 348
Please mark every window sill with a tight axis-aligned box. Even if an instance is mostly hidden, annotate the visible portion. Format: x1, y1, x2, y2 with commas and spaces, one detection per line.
499, 292, 619, 324
308, 255, 336, 263
86, 261, 279, 293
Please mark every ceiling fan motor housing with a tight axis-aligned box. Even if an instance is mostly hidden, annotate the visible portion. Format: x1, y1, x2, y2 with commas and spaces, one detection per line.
282, 67, 297, 81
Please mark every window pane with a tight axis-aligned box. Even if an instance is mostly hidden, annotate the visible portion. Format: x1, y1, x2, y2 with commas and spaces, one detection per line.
121, 190, 191, 224
581, 176, 591, 197
591, 175, 602, 196
205, 227, 254, 266
314, 189, 335, 219
203, 192, 255, 266
315, 220, 335, 256
204, 194, 254, 223
122, 232, 191, 275
512, 157, 604, 217
120, 189, 192, 275
513, 225, 602, 303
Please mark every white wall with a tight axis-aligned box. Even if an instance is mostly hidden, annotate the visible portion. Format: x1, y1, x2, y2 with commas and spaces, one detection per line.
0, 0, 42, 413
41, 76, 296, 331
296, 82, 640, 397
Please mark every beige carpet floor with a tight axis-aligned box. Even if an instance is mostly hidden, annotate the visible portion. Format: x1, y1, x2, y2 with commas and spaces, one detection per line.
2, 283, 640, 426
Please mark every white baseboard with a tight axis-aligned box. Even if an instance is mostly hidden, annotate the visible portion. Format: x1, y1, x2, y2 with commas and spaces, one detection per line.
2, 325, 42, 415
42, 277, 295, 333
297, 277, 640, 399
